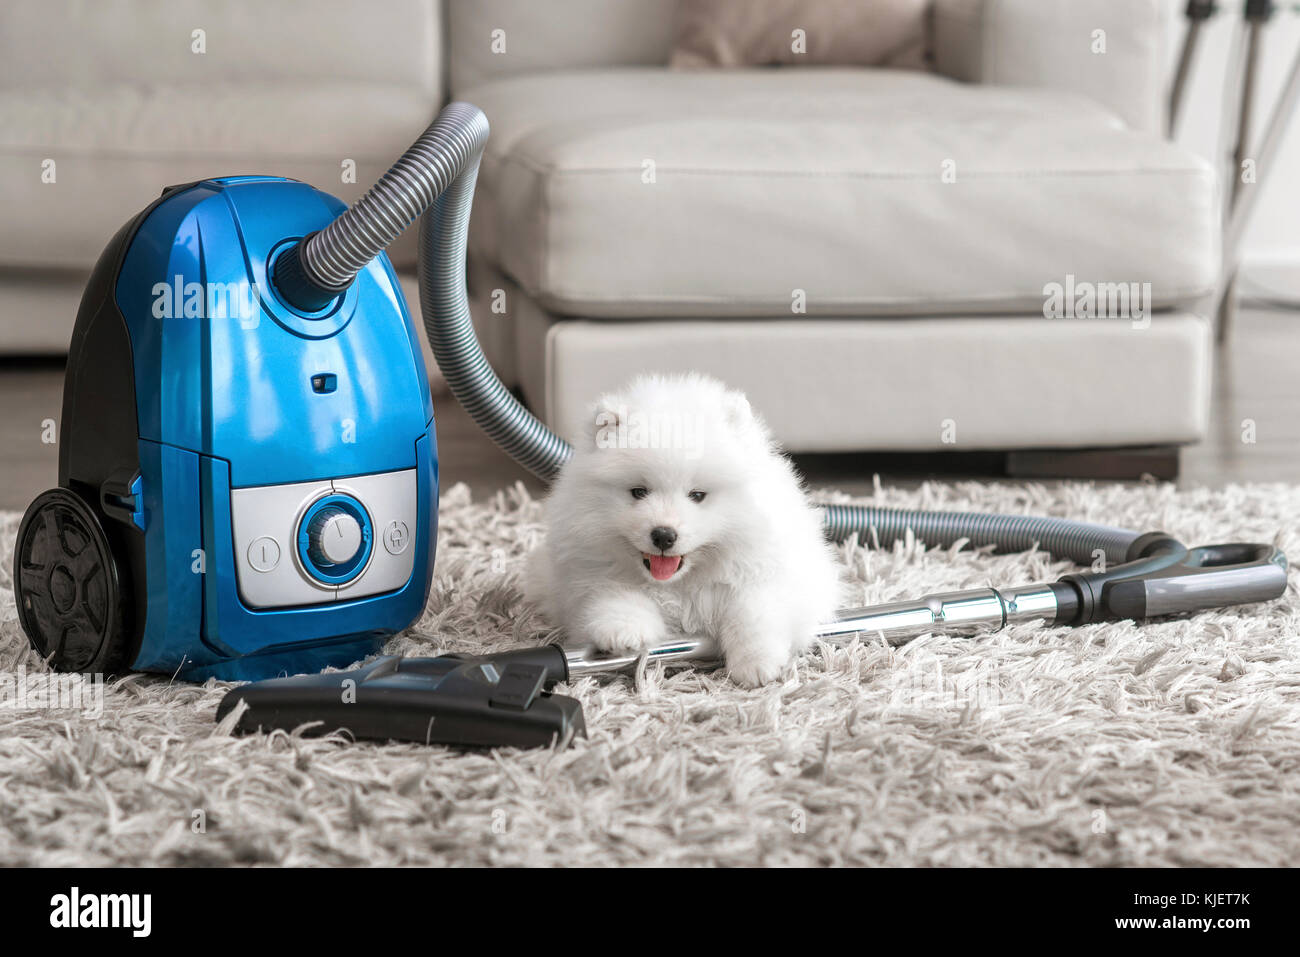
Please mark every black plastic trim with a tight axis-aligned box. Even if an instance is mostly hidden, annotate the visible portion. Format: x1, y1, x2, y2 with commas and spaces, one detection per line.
272, 234, 343, 312
55, 180, 206, 671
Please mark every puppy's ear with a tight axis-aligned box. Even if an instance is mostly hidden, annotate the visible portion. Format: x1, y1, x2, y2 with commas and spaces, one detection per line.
721, 389, 774, 447
585, 394, 622, 449
723, 391, 753, 429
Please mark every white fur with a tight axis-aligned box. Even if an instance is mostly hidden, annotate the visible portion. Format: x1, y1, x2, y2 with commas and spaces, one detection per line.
525, 373, 842, 687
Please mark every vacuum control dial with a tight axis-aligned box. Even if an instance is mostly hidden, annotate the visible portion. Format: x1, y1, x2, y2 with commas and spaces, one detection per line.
308, 507, 363, 565
296, 494, 374, 585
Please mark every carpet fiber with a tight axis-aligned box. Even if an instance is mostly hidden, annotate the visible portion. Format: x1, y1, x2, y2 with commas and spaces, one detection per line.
1, 479, 1297, 866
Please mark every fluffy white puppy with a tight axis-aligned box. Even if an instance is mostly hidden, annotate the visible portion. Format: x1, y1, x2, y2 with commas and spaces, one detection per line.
525, 373, 841, 687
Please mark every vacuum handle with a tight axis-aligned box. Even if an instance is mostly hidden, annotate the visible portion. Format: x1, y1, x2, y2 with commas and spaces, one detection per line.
1066, 542, 1288, 623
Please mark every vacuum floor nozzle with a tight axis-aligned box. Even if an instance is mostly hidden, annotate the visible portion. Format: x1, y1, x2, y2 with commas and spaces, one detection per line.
217, 646, 584, 750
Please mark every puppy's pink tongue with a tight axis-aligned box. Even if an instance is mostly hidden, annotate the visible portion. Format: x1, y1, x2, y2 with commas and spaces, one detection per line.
648, 554, 681, 581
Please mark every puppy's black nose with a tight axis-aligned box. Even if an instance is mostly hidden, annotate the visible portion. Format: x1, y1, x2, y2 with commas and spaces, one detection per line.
650, 526, 677, 551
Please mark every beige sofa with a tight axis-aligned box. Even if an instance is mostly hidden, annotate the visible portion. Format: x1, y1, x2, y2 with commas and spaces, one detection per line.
0, 0, 1218, 469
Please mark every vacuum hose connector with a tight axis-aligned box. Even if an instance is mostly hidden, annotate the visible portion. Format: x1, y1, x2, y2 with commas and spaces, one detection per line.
274, 102, 491, 313
294, 101, 1144, 568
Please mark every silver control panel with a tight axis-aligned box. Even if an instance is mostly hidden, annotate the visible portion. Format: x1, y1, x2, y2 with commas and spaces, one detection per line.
230, 468, 419, 610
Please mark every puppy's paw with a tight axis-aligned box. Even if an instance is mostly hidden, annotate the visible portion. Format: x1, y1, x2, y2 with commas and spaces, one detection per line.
585, 603, 667, 654
725, 643, 790, 688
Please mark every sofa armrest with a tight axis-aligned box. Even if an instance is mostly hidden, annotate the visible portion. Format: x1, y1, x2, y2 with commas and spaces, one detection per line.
933, 0, 1172, 134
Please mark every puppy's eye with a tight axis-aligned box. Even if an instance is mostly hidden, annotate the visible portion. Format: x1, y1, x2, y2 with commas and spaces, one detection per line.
630, 487, 649, 500
688, 490, 707, 503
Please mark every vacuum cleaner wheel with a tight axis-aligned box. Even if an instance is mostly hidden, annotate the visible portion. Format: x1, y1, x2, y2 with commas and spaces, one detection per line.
13, 488, 128, 673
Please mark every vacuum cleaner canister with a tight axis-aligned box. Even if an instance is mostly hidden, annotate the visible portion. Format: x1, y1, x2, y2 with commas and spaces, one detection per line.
13, 176, 438, 681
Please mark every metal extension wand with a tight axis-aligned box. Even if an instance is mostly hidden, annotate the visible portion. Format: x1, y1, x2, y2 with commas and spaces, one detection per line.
563, 583, 1062, 677
563, 536, 1288, 678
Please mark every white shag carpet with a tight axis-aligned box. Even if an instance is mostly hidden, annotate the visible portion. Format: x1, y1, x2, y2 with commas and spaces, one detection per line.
1, 479, 1298, 867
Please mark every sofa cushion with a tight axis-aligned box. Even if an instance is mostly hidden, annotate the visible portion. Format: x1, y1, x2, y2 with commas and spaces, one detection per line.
463, 68, 1219, 318
3, 0, 441, 90
447, 0, 674, 97
0, 82, 439, 270
505, 284, 1212, 452
669, 0, 930, 70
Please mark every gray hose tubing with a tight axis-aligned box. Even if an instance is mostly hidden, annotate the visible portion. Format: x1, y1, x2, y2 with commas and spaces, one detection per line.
300, 103, 494, 293
297, 102, 1142, 568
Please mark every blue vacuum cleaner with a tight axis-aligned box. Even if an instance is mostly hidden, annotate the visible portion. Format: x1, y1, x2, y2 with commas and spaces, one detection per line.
13, 103, 1290, 748
8, 105, 489, 683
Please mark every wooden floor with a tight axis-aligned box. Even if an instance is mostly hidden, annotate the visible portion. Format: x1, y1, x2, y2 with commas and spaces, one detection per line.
0, 304, 1296, 512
